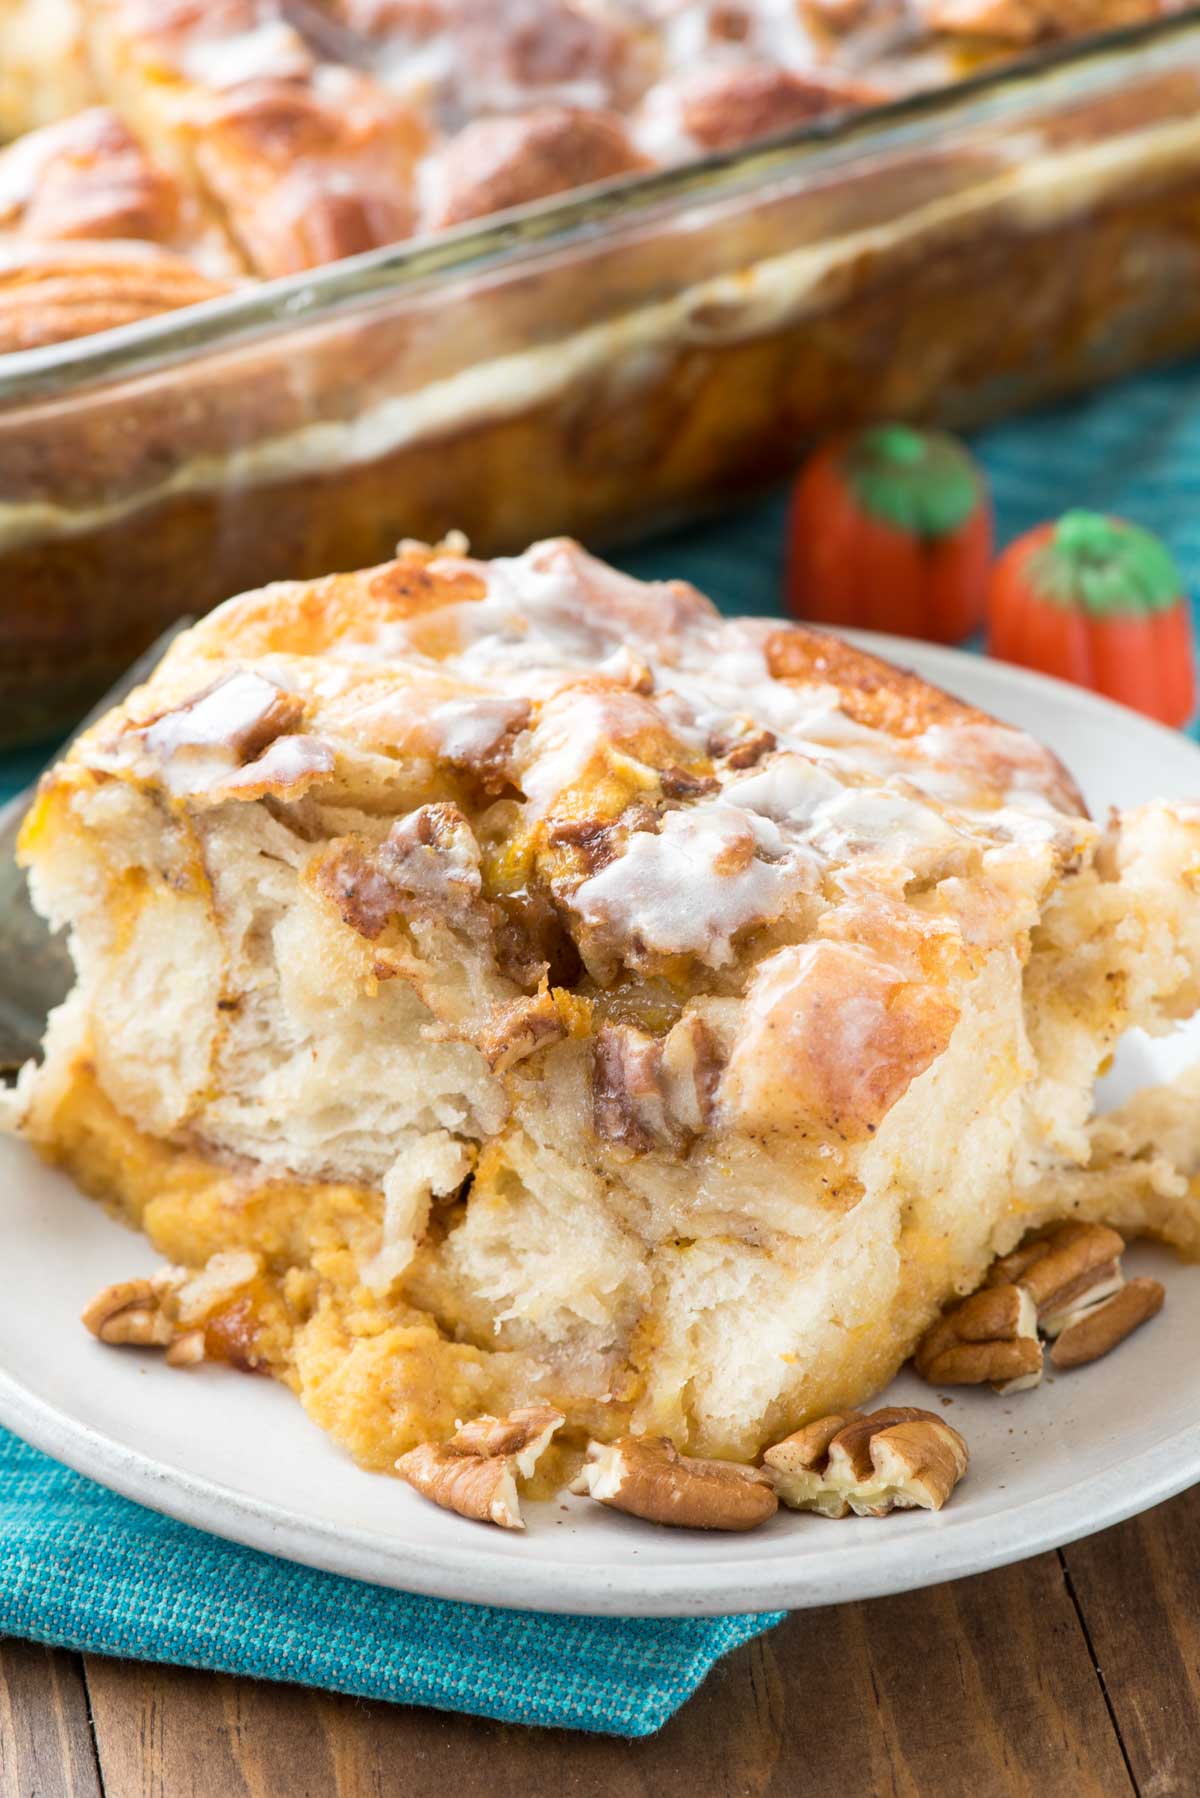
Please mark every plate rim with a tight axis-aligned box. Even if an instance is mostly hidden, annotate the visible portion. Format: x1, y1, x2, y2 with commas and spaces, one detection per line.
5, 1347, 1200, 1617
4, 636, 1200, 1618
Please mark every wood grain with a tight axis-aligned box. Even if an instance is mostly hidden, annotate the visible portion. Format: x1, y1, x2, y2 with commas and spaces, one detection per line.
1062, 1484, 1200, 1797
80, 1549, 1132, 1798
0, 1639, 102, 1798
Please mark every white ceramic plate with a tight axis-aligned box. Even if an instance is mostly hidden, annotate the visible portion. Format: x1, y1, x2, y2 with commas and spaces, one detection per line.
3, 638, 1200, 1618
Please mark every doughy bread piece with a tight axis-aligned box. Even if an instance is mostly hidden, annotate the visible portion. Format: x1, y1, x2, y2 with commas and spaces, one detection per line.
15, 537, 1200, 1469
0, 0, 94, 140
0, 108, 240, 350
84, 0, 427, 277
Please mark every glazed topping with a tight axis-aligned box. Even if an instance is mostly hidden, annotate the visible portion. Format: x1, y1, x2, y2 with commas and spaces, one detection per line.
74, 535, 1101, 1145
569, 801, 813, 969
100, 668, 334, 800
97, 539, 1090, 943
2, 0, 1175, 315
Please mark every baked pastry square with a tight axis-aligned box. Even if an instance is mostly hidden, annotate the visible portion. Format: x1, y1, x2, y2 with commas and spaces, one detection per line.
0, 107, 236, 351
14, 537, 1200, 1470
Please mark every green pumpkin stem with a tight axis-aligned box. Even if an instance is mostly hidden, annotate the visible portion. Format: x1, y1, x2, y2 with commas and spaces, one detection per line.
1027, 511, 1182, 617
845, 425, 983, 539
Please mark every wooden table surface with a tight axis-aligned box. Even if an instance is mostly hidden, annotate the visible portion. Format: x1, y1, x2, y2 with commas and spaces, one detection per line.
5, 1482, 1198, 1798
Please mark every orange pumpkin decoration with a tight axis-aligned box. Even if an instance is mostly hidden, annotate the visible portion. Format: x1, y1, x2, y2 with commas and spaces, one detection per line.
989, 511, 1196, 728
786, 424, 992, 642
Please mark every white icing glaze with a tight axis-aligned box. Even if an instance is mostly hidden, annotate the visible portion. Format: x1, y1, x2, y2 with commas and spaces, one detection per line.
97, 669, 334, 799
570, 802, 813, 966
214, 731, 335, 796
428, 694, 530, 767
88, 537, 1095, 977
143, 669, 285, 757
178, 17, 314, 89
807, 786, 958, 863
724, 752, 844, 823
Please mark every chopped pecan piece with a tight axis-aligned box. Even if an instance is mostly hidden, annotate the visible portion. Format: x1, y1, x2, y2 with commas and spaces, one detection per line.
478, 992, 567, 1073
445, 1406, 565, 1477
592, 1014, 721, 1153
312, 843, 403, 940
314, 803, 486, 940
707, 727, 777, 770
379, 803, 484, 922
395, 1406, 564, 1530
659, 764, 719, 800
1050, 1278, 1164, 1370
83, 1254, 271, 1374
914, 1284, 1043, 1393
660, 1012, 722, 1137
165, 1330, 207, 1368
572, 1436, 778, 1532
492, 887, 583, 992
545, 815, 621, 873
987, 1222, 1125, 1336
546, 803, 659, 878
765, 1406, 968, 1517
593, 1022, 666, 1154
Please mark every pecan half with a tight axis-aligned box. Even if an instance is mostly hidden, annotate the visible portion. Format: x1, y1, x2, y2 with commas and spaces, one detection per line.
914, 1284, 1043, 1393
393, 1445, 524, 1530
83, 1254, 269, 1374
1050, 1278, 1164, 1369
572, 1436, 778, 1531
81, 1278, 176, 1350
988, 1222, 1126, 1336
395, 1406, 564, 1530
765, 1406, 968, 1517
707, 727, 777, 770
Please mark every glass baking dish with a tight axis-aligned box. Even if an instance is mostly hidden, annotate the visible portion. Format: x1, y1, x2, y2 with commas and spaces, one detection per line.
4, 11, 1200, 747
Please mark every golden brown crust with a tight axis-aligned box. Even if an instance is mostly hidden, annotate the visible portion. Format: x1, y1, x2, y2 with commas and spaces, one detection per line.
0, 0, 1172, 372
764, 627, 988, 740
723, 938, 963, 1142
664, 63, 884, 153
426, 107, 649, 230
917, 0, 1161, 41
188, 71, 426, 277
0, 248, 230, 352
0, 108, 182, 246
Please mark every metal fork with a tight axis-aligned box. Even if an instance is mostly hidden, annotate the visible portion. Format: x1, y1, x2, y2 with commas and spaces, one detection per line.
0, 623, 192, 1074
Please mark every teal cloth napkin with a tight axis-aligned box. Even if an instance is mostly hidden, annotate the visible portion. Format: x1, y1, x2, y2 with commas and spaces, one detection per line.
3, 356, 1200, 1733
0, 1435, 777, 1735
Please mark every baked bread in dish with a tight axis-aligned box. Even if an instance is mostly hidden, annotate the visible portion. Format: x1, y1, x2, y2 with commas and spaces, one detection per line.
14, 539, 1200, 1470
0, 107, 237, 351
0, 0, 1176, 346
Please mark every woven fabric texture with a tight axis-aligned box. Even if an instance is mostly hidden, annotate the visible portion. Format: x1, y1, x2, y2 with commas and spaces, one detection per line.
2, 357, 1199, 1733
